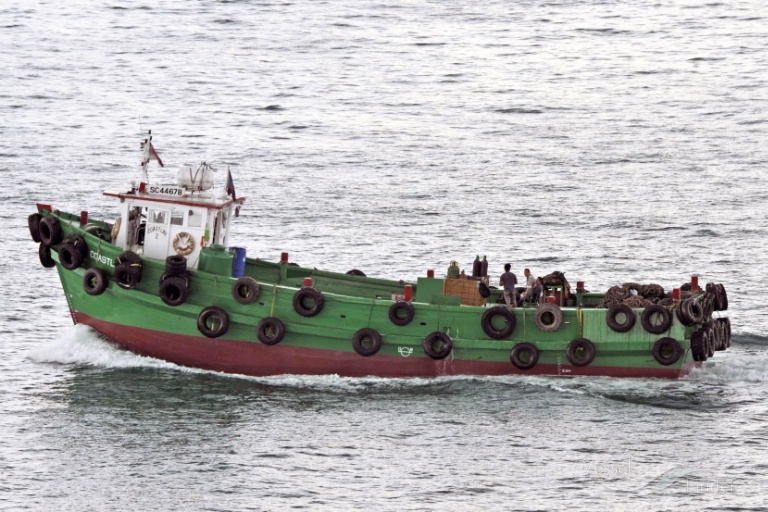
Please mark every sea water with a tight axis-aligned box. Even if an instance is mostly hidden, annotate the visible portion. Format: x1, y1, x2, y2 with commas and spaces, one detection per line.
1, 1, 767, 510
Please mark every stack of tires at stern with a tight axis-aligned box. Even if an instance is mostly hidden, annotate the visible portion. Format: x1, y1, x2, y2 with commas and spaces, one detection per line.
596, 280, 731, 371
684, 283, 731, 362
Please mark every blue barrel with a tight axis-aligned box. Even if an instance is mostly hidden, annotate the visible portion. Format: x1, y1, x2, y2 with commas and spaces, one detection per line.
231, 246, 246, 277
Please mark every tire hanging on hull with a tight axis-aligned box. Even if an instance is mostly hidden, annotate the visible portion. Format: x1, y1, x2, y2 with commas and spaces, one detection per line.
293, 288, 325, 317
640, 305, 672, 334
534, 304, 563, 332
352, 328, 383, 357
510, 343, 539, 370
82, 267, 108, 296
256, 317, 286, 345
423, 332, 452, 360
606, 304, 635, 333
481, 307, 516, 339
652, 337, 683, 366
389, 301, 414, 326
197, 306, 230, 338
565, 338, 596, 367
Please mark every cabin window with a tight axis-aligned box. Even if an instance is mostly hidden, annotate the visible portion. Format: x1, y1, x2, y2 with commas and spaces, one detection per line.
171, 210, 184, 226
188, 210, 203, 228
148, 209, 169, 225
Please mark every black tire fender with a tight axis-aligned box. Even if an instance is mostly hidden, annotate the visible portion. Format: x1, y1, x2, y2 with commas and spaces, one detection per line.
114, 263, 140, 289
39, 217, 62, 247
652, 337, 682, 366
534, 303, 563, 332
690, 329, 708, 362
82, 267, 108, 296
481, 307, 516, 339
510, 342, 539, 370
232, 276, 260, 305
59, 235, 87, 271
256, 317, 286, 346
423, 332, 452, 360
38, 243, 55, 268
197, 306, 230, 338
389, 301, 414, 326
352, 328, 383, 357
159, 275, 190, 306
165, 255, 187, 276
606, 304, 635, 332
28, 213, 42, 243
640, 305, 672, 334
115, 251, 142, 288
293, 287, 325, 317
566, 338, 596, 367
675, 300, 695, 326
685, 299, 704, 324
716, 283, 728, 311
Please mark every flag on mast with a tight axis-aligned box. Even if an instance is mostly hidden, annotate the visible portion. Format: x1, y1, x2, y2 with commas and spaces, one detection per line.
149, 142, 164, 167
226, 167, 240, 217
226, 168, 236, 198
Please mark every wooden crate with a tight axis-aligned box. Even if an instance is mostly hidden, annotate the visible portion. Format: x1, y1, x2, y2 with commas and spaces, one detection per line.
444, 278, 487, 306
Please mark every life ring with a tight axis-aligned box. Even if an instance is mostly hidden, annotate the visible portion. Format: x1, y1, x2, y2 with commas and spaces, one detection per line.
197, 306, 230, 338
256, 317, 286, 345
566, 338, 596, 367
38, 217, 62, 247
652, 337, 682, 366
481, 307, 516, 339
690, 329, 708, 362
640, 305, 672, 334
534, 303, 563, 332
59, 235, 87, 271
423, 332, 452, 360
293, 287, 325, 317
38, 243, 56, 268
82, 268, 108, 296
159, 275, 190, 306
510, 342, 539, 370
606, 304, 635, 332
172, 231, 195, 256
111, 217, 122, 240
232, 276, 260, 305
352, 328, 383, 357
389, 301, 414, 326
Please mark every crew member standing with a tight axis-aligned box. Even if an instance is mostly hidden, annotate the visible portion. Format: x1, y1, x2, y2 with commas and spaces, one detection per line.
522, 268, 535, 302
499, 263, 518, 310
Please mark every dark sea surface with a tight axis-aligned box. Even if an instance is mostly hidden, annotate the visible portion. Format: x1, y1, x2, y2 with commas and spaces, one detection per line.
2, 1, 767, 510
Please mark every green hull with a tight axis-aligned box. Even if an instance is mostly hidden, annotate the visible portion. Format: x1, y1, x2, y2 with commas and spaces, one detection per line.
35, 208, 728, 379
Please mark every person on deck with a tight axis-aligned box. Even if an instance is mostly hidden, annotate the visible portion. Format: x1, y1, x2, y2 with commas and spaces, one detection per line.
499, 263, 518, 310
522, 268, 535, 303
525, 277, 544, 305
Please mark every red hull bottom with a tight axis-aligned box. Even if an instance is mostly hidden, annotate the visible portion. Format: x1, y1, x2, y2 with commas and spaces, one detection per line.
72, 312, 698, 380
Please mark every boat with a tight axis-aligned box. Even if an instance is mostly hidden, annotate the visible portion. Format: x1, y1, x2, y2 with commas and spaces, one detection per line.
29, 132, 732, 379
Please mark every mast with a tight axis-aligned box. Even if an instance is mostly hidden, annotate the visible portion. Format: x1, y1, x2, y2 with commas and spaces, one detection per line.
139, 130, 163, 192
